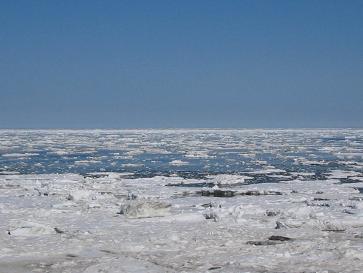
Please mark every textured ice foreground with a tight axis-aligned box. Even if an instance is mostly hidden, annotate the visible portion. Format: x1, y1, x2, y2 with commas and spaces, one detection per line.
1, 173, 363, 273
0, 129, 363, 272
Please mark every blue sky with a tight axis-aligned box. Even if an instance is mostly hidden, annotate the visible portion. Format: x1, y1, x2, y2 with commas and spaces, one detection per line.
1, 0, 362, 128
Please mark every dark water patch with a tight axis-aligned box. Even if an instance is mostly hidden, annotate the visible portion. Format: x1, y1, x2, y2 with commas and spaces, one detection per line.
244, 174, 289, 184
200, 189, 235, 197
340, 178, 363, 184
208, 266, 222, 271
349, 196, 363, 201
268, 235, 293, 241
313, 197, 330, 201
83, 173, 110, 179
195, 189, 283, 198
305, 201, 330, 207
246, 240, 280, 246
342, 209, 355, 215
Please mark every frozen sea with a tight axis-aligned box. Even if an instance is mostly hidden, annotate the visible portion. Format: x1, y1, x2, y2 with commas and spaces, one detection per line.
1, 129, 363, 272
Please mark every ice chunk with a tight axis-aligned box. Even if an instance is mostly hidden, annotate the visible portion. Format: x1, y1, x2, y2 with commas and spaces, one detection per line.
119, 199, 171, 218
8, 222, 56, 237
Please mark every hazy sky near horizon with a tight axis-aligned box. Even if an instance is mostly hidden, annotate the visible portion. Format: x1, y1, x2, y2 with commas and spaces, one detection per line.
1, 0, 363, 128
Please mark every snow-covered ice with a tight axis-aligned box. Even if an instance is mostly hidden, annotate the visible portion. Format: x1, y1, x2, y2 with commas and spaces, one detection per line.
0, 129, 363, 272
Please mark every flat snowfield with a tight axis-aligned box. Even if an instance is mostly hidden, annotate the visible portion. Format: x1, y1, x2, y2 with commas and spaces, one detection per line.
1, 129, 363, 272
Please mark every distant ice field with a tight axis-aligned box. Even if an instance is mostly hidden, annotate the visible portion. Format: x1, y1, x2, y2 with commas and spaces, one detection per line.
1, 129, 363, 179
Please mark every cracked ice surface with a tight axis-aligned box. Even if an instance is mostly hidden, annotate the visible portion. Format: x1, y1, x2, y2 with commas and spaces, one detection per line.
0, 129, 363, 272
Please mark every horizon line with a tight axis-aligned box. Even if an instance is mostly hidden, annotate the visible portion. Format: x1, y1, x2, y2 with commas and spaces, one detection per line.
0, 127, 363, 130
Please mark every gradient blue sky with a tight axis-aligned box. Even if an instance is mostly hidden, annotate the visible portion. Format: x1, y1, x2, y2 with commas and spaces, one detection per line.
1, 0, 362, 128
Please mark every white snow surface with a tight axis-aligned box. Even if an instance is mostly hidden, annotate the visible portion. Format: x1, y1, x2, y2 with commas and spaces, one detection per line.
1, 173, 363, 273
